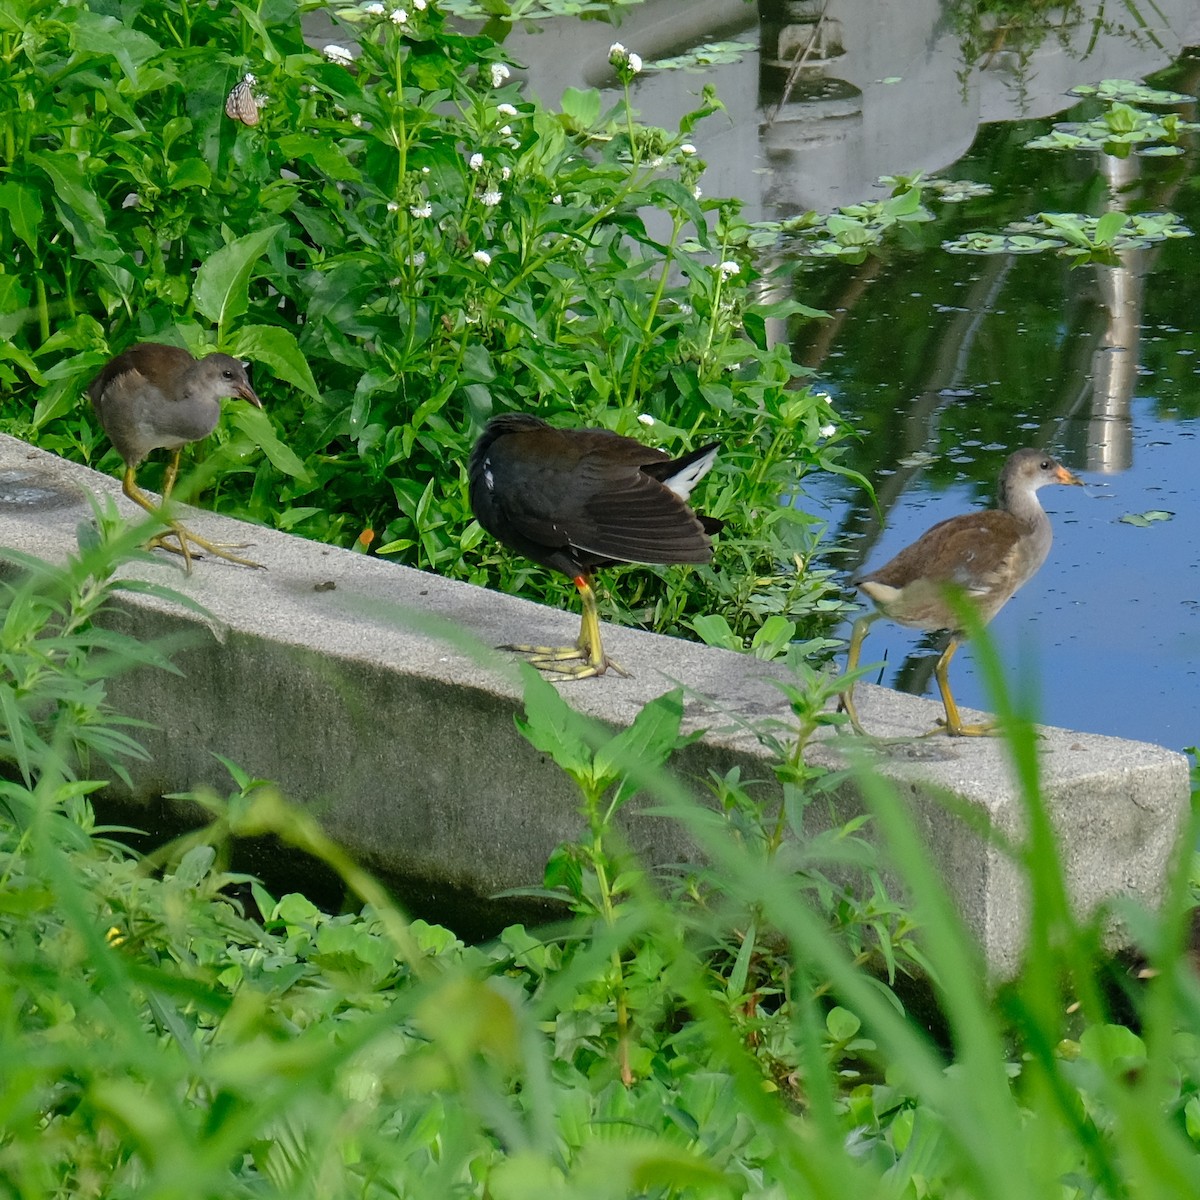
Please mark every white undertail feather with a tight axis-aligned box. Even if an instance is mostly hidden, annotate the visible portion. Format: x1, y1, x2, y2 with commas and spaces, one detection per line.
662, 445, 718, 501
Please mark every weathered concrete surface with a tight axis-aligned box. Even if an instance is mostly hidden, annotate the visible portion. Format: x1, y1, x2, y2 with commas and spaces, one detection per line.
0, 434, 1189, 974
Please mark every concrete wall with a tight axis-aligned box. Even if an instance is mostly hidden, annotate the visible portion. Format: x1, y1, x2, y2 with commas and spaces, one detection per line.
0, 434, 1189, 973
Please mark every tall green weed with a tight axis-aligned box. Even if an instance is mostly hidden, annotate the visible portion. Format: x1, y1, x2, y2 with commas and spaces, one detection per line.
4, 532, 1200, 1196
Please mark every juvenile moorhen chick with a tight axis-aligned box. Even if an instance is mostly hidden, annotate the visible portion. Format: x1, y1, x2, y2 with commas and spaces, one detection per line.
469, 412, 720, 679
89, 343, 264, 571
840, 449, 1082, 736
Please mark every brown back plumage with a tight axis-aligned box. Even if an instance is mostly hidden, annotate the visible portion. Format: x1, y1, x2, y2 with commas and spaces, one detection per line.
88, 343, 260, 468
855, 449, 1081, 632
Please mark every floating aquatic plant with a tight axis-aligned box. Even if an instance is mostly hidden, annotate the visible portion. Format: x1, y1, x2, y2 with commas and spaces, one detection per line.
1026, 99, 1199, 157
944, 209, 1191, 259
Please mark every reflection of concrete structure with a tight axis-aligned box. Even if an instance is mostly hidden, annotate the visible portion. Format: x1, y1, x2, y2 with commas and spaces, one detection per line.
500, 0, 1198, 220
1073, 243, 1145, 474
756, 0, 1197, 216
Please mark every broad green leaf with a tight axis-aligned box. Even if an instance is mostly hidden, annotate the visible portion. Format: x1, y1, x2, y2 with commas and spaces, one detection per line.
595, 689, 687, 810
276, 134, 361, 182
514, 667, 596, 788
227, 406, 309, 479
1119, 509, 1173, 527
1186, 1096, 1200, 1142
0, 182, 42, 252
691, 613, 740, 651
29, 152, 108, 236
70, 12, 162, 86
192, 225, 284, 333
559, 86, 600, 129
1094, 210, 1127, 245
168, 159, 213, 190
826, 1005, 862, 1042
751, 614, 796, 660
0, 339, 43, 388
1078, 1023, 1146, 1067
226, 323, 320, 398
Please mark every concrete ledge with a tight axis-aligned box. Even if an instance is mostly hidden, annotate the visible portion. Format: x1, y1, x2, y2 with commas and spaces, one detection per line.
0, 434, 1189, 973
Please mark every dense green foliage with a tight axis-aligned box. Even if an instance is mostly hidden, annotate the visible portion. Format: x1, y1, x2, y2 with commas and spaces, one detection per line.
0, 0, 852, 652
6, 476, 1200, 1199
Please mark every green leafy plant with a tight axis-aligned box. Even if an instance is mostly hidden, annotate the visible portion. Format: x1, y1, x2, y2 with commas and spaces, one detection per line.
944, 207, 1191, 260
754, 176, 938, 264
1026, 98, 1200, 156
5, 530, 1200, 1196
647, 40, 758, 72
2, 0, 854, 658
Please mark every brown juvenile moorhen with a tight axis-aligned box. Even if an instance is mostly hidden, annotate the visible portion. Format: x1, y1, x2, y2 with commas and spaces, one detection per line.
89, 343, 264, 571
840, 449, 1082, 736
468, 412, 720, 679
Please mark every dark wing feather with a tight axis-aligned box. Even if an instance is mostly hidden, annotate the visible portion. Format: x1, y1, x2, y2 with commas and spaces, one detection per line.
468, 415, 716, 577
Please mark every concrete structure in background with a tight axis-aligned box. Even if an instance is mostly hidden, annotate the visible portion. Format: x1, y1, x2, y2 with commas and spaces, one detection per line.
0, 434, 1189, 975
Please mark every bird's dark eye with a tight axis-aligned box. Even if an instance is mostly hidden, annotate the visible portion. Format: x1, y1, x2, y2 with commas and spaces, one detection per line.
1039, 459, 1050, 469
222, 368, 235, 380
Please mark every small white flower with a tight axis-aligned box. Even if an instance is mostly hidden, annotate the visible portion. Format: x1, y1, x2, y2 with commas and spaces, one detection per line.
422, 166, 430, 174
627, 52, 642, 74
497, 102, 517, 117
500, 166, 511, 181
693, 185, 703, 200
413, 0, 426, 8
121, 192, 140, 209
499, 124, 511, 136
468, 152, 483, 170
410, 202, 432, 218
818, 423, 836, 439
386, 201, 400, 212
480, 189, 502, 207
717, 260, 740, 279
473, 249, 492, 266
323, 43, 354, 66
679, 143, 697, 156
242, 72, 257, 86
363, 2, 384, 13
551, 194, 562, 205
649, 156, 664, 169
350, 112, 364, 127
637, 413, 654, 426
411, 251, 426, 267
389, 7, 406, 22
609, 41, 626, 57
489, 62, 510, 88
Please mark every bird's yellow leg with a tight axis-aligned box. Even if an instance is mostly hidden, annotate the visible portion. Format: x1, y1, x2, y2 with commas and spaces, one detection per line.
160, 448, 182, 504
930, 638, 997, 737
838, 612, 879, 734
501, 575, 627, 679
123, 464, 194, 572
123, 464, 263, 572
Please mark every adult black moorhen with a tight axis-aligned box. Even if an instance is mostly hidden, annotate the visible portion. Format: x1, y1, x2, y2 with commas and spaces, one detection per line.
88, 343, 264, 571
840, 449, 1082, 736
468, 412, 720, 679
